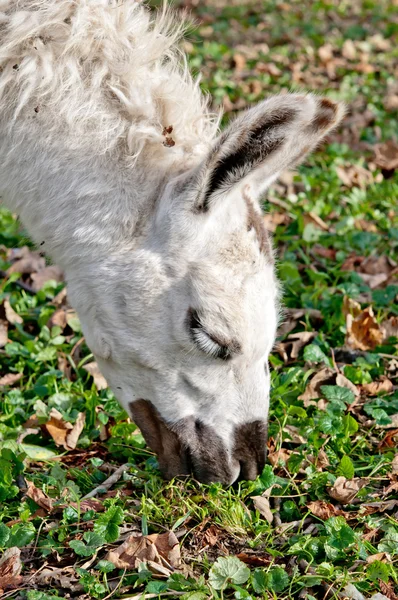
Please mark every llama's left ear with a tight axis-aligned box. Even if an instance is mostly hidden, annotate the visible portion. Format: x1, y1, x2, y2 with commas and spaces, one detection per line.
195, 93, 345, 211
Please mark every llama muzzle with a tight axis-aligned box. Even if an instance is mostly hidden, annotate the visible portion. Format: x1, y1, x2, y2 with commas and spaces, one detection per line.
129, 399, 267, 485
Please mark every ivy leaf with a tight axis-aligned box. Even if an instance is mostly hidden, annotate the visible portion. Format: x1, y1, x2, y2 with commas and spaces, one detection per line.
366, 560, 390, 583
93, 505, 124, 543
146, 581, 168, 594
324, 517, 356, 551
0, 522, 10, 547
266, 567, 289, 592
7, 523, 36, 548
69, 531, 105, 557
337, 456, 355, 479
208, 557, 250, 590
304, 344, 330, 365
259, 465, 276, 489
252, 569, 267, 593
321, 385, 355, 405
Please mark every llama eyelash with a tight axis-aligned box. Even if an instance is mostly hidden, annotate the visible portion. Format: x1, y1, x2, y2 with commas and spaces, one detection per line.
188, 309, 232, 360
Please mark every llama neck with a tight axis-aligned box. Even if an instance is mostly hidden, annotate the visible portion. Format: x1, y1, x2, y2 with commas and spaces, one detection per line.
0, 123, 166, 273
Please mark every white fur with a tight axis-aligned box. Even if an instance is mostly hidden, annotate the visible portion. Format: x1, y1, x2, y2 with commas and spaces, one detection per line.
0, 0, 344, 481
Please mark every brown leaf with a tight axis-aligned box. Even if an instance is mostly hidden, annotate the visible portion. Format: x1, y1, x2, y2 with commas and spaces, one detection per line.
307, 500, 346, 520
0, 547, 23, 594
236, 552, 272, 567
263, 211, 290, 233
7, 247, 45, 275
0, 316, 8, 348
379, 430, 398, 450
382, 316, 398, 341
34, 566, 82, 593
346, 305, 384, 351
318, 43, 334, 63
203, 525, 222, 547
267, 446, 291, 466
44, 408, 85, 450
336, 163, 373, 189
83, 362, 108, 391
107, 531, 180, 575
26, 480, 53, 512
278, 307, 323, 338
277, 331, 316, 362
0, 372, 22, 387
342, 39, 357, 60
31, 265, 63, 291
362, 377, 393, 396
392, 454, 398, 475
4, 299, 23, 325
232, 53, 246, 71
59, 499, 105, 513
374, 140, 398, 171
251, 496, 273, 523
48, 308, 68, 330
328, 476, 366, 504
380, 580, 398, 600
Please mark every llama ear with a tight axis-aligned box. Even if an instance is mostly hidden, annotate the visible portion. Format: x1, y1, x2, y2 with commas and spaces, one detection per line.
195, 93, 345, 211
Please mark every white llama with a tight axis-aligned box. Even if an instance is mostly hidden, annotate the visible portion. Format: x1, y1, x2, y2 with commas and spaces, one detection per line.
0, 0, 344, 484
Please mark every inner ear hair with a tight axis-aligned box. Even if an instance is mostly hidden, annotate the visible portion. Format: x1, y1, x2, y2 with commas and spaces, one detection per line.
195, 93, 345, 212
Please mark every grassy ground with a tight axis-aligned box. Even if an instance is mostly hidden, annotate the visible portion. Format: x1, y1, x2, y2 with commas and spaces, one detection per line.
1, 0, 398, 598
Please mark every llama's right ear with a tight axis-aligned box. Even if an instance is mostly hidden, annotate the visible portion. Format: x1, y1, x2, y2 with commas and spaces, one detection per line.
194, 93, 345, 212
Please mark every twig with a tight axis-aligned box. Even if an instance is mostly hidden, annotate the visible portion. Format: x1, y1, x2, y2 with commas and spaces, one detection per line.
82, 464, 130, 499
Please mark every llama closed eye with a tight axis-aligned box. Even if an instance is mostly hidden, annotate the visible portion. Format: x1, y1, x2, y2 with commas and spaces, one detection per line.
188, 308, 231, 360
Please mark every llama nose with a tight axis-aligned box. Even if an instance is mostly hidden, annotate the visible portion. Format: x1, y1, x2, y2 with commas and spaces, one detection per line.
233, 420, 268, 481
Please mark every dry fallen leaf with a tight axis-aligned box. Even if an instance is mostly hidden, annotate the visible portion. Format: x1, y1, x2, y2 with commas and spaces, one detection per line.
34, 566, 82, 593
392, 455, 398, 475
44, 408, 85, 451
31, 265, 63, 291
328, 476, 366, 504
278, 307, 323, 338
107, 531, 180, 576
380, 581, 398, 600
0, 372, 22, 387
0, 315, 8, 348
0, 547, 23, 594
83, 361, 108, 391
361, 377, 393, 396
342, 39, 357, 60
374, 140, 398, 171
236, 552, 272, 567
7, 246, 45, 275
277, 331, 316, 362
4, 298, 23, 325
251, 496, 273, 524
346, 306, 384, 351
267, 446, 291, 467
336, 163, 374, 189
307, 500, 345, 520
382, 316, 398, 340
26, 480, 53, 512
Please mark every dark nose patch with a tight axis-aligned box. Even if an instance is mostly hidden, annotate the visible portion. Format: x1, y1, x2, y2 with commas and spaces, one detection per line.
129, 399, 189, 480
129, 400, 234, 484
129, 400, 267, 485
233, 421, 268, 481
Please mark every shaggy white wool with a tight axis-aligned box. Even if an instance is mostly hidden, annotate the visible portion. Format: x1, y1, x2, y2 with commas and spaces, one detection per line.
0, 0, 219, 162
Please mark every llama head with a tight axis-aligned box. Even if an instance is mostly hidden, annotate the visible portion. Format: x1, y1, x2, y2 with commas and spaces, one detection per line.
74, 93, 344, 485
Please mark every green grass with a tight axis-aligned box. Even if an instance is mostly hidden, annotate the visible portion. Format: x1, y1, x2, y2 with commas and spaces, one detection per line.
1, 1, 398, 598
